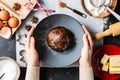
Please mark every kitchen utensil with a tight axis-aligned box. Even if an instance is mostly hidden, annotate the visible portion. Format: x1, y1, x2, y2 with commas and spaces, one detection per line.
33, 14, 84, 67
59, 1, 87, 18
0, 73, 5, 79
90, 0, 120, 20
95, 22, 120, 40
92, 44, 120, 80
105, 6, 120, 21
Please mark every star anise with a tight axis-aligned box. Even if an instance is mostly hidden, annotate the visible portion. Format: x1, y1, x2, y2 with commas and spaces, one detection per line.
25, 25, 32, 31
31, 16, 39, 24
13, 3, 21, 11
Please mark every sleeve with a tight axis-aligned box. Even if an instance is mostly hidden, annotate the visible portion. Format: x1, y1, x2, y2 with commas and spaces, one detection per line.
79, 67, 94, 80
25, 66, 40, 80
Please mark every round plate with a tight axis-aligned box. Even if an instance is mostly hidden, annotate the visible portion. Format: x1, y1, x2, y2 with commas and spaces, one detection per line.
33, 14, 84, 67
0, 57, 20, 80
92, 44, 120, 80
81, 0, 117, 18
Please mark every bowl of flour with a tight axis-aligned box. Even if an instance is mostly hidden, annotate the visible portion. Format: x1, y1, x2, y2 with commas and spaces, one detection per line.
0, 57, 20, 80
81, 0, 117, 18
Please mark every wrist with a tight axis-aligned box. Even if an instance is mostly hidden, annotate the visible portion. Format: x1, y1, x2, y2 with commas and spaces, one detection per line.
79, 59, 92, 68
28, 64, 40, 67
27, 62, 40, 67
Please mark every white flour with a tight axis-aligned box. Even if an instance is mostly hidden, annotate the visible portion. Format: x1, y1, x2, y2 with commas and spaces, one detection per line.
0, 59, 18, 80
84, 0, 112, 16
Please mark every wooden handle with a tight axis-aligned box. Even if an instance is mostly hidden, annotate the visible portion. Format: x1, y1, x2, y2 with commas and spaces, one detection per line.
94, 29, 112, 40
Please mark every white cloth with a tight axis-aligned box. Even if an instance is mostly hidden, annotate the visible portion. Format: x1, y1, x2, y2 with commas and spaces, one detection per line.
79, 67, 94, 80
25, 66, 40, 80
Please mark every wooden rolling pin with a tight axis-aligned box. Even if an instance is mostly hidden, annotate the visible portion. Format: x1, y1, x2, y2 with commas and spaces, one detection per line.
95, 22, 120, 40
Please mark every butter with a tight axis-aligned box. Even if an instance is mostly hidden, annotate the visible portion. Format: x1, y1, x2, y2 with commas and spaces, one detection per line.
102, 62, 109, 72
110, 55, 120, 66
100, 54, 120, 74
109, 66, 120, 74
100, 54, 109, 65
109, 55, 120, 74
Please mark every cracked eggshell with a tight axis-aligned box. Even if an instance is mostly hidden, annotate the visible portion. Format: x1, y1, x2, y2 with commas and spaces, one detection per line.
0, 26, 12, 39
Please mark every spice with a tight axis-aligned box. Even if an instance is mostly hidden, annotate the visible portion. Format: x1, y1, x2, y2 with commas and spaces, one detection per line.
13, 3, 21, 11
25, 25, 32, 31
31, 16, 39, 24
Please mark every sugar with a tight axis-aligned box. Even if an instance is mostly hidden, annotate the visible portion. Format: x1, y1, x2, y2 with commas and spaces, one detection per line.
0, 59, 18, 80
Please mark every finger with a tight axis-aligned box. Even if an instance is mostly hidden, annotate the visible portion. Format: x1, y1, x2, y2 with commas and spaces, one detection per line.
82, 25, 93, 48
27, 27, 35, 48
83, 34, 89, 49
30, 37, 35, 49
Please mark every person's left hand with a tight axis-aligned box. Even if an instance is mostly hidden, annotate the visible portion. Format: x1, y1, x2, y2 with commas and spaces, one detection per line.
79, 25, 93, 68
26, 27, 40, 67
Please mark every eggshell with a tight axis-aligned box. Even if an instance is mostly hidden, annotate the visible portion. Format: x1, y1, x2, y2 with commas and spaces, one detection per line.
0, 26, 11, 39
0, 10, 10, 20
0, 20, 3, 29
8, 17, 19, 28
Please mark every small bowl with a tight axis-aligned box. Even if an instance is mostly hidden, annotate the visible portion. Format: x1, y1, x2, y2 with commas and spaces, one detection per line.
81, 0, 117, 18
0, 57, 20, 80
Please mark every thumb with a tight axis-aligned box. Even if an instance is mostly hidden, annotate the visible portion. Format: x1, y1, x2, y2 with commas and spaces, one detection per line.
30, 37, 35, 49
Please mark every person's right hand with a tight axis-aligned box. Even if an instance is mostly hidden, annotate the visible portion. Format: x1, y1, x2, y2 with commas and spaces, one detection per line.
79, 25, 93, 68
26, 27, 40, 67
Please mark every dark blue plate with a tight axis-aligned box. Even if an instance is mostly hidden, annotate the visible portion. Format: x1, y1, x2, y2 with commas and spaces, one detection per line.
33, 14, 84, 67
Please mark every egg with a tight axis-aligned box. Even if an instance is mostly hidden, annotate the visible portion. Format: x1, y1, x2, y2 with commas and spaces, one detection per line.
0, 10, 10, 20
8, 17, 19, 28
0, 20, 3, 29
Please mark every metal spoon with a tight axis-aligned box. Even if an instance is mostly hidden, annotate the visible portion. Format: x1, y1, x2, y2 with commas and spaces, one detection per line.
0, 73, 5, 79
90, 0, 120, 21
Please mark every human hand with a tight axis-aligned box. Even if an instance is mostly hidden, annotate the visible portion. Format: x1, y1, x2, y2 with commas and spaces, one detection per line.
79, 25, 93, 68
26, 27, 39, 67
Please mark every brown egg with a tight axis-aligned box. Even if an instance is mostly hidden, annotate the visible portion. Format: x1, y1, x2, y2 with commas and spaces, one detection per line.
8, 17, 19, 28
0, 20, 3, 29
0, 10, 10, 20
